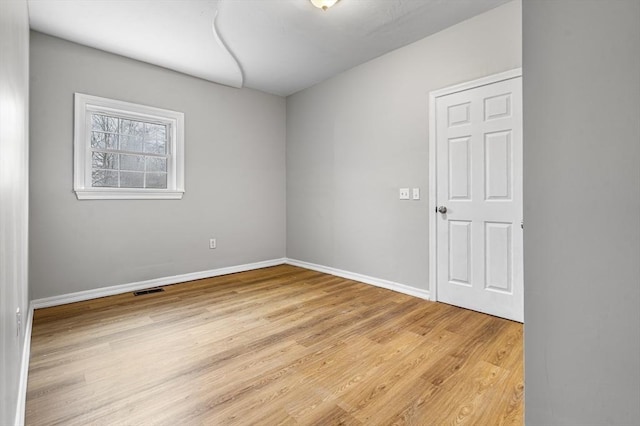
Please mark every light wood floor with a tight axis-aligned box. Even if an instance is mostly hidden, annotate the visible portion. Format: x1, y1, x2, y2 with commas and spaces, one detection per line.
26, 265, 523, 425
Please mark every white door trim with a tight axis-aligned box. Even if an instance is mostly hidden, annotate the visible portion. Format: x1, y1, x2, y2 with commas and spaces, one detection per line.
428, 68, 522, 302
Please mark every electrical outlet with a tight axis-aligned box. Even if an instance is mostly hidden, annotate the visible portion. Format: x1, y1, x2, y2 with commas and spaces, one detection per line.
412, 188, 420, 200
209, 238, 217, 249
399, 188, 410, 200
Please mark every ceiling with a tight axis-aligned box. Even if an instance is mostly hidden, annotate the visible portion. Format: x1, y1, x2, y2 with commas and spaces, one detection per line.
28, 0, 510, 96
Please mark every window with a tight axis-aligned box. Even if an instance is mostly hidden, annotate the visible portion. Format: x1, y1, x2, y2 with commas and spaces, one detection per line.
73, 93, 184, 200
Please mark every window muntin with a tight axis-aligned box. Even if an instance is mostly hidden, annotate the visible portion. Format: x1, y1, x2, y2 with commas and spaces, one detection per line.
74, 93, 184, 200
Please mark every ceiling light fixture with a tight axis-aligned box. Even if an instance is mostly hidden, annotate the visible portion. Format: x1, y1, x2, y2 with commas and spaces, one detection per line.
310, 0, 339, 11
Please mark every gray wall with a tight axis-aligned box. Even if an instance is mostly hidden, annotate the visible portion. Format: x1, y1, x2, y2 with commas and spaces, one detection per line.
286, 1, 521, 291
0, 0, 30, 424
523, 1, 640, 424
30, 32, 286, 300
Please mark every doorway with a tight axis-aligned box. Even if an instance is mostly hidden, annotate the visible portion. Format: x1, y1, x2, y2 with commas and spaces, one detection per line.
428, 69, 523, 322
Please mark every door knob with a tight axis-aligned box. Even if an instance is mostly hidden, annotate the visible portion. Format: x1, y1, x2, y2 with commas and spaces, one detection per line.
438, 206, 448, 214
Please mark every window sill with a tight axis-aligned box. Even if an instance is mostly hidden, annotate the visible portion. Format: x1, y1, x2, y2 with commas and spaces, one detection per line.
74, 189, 184, 200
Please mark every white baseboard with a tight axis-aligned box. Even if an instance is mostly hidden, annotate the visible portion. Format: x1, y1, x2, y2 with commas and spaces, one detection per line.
31, 257, 430, 310
286, 258, 430, 300
14, 302, 33, 426
31, 258, 287, 309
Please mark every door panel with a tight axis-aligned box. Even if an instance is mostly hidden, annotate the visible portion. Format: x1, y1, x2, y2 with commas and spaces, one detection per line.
448, 137, 471, 200
484, 221, 512, 293
448, 102, 471, 127
484, 131, 512, 200
435, 75, 523, 322
484, 93, 512, 121
449, 220, 472, 286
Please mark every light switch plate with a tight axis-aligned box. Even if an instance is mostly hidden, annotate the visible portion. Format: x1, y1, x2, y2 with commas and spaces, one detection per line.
412, 188, 420, 200
399, 188, 410, 200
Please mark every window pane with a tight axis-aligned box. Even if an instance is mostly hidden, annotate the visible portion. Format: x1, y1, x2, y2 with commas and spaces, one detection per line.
144, 139, 167, 155
107, 134, 118, 149
92, 152, 118, 170
120, 136, 143, 153
91, 132, 117, 150
120, 171, 144, 188
145, 123, 165, 139
91, 114, 118, 133
146, 172, 167, 189
120, 119, 144, 137
92, 170, 118, 187
119, 154, 145, 171
145, 157, 167, 172
144, 124, 167, 154
91, 132, 105, 149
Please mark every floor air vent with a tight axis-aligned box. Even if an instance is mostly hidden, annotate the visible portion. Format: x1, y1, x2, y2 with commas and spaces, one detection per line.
133, 287, 165, 296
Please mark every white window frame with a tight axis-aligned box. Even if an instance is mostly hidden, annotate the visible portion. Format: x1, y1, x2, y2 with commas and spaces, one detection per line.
73, 93, 185, 200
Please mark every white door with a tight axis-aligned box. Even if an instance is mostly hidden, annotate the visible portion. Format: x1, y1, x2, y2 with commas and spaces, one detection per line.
434, 73, 523, 322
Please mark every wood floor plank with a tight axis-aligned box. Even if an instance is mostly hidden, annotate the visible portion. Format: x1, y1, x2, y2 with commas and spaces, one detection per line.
26, 265, 523, 425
